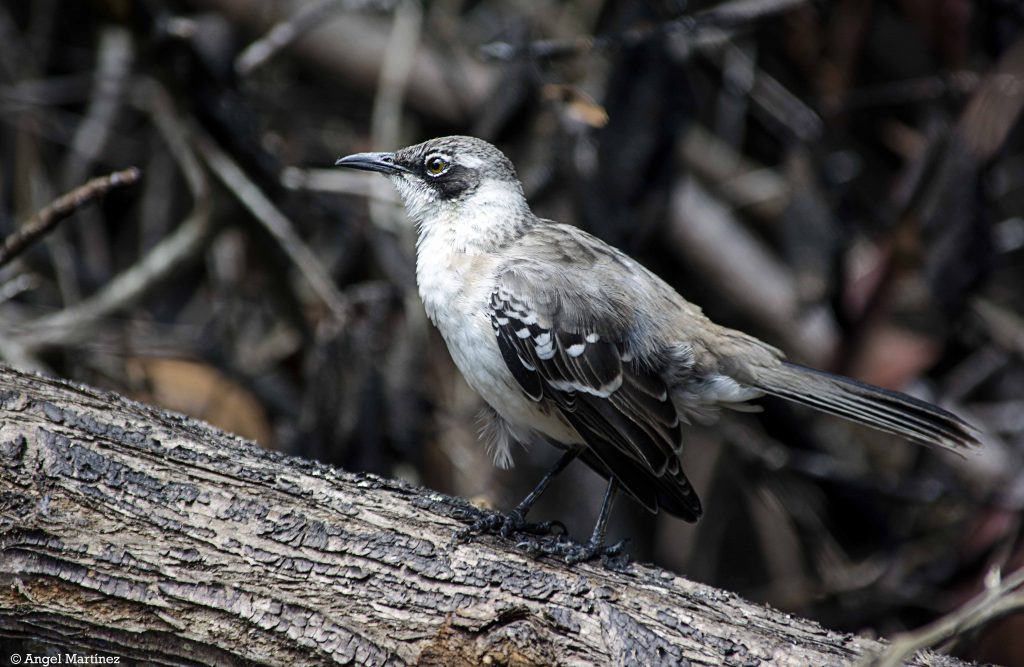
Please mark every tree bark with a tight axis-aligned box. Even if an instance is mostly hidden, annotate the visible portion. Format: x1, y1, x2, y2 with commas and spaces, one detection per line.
0, 365, 966, 666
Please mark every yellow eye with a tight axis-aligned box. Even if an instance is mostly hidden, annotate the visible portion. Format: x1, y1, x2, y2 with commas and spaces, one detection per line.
425, 156, 447, 175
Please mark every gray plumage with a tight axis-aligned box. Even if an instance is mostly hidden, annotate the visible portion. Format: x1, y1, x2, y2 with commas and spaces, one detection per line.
337, 135, 979, 523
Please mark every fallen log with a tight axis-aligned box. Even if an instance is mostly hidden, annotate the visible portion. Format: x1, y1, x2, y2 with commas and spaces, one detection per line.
0, 366, 967, 665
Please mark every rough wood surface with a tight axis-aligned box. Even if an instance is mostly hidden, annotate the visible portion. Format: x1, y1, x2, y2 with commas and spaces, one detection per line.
0, 365, 967, 666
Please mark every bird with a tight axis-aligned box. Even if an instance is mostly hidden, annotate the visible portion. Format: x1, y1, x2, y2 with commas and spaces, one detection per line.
336, 135, 980, 562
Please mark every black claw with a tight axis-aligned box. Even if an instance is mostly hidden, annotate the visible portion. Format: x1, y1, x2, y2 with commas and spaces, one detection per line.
453, 508, 630, 569
454, 508, 568, 545
564, 538, 628, 565
498, 509, 525, 538
512, 535, 631, 568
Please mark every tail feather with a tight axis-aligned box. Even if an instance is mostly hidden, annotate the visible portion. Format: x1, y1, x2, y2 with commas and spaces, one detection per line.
751, 362, 979, 452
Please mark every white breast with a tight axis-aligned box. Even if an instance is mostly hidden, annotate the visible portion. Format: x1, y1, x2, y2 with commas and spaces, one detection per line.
415, 227, 492, 329
414, 235, 581, 456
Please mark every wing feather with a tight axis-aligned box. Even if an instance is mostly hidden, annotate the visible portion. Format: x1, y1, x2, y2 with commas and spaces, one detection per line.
489, 279, 702, 520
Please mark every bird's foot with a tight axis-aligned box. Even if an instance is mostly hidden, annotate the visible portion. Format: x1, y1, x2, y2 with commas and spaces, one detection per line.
454, 507, 567, 545
518, 536, 630, 566
453, 507, 629, 568
565, 538, 628, 565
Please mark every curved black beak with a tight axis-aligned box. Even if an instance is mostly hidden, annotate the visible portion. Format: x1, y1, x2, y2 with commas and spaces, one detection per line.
335, 151, 408, 175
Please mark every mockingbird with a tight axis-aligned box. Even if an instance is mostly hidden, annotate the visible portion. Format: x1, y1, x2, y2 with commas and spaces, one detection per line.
337, 135, 979, 562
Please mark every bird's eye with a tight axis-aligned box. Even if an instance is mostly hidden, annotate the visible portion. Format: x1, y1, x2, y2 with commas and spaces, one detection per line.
425, 156, 448, 176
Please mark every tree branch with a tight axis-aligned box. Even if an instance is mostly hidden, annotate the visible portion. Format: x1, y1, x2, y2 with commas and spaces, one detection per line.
0, 167, 140, 269
0, 365, 970, 665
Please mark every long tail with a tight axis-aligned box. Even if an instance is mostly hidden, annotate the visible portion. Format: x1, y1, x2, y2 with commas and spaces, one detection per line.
750, 361, 979, 452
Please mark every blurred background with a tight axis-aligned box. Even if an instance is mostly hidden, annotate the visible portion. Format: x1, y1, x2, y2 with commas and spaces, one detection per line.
0, 0, 1022, 663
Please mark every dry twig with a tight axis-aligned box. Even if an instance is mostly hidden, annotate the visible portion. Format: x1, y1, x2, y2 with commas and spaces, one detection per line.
1, 80, 213, 353
860, 567, 1024, 667
235, 0, 344, 76
0, 167, 141, 269
193, 130, 349, 326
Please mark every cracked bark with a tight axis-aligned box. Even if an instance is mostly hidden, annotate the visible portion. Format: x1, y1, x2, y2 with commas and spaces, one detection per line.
0, 366, 968, 666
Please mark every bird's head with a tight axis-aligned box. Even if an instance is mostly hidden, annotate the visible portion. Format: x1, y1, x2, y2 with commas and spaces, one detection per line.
336, 136, 531, 250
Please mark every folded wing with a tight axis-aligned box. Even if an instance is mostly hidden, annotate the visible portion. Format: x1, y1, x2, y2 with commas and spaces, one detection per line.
489, 278, 703, 520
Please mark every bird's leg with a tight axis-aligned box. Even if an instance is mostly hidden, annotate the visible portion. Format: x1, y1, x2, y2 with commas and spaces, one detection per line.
500, 447, 581, 537
562, 478, 626, 564
457, 447, 581, 543
512, 477, 628, 565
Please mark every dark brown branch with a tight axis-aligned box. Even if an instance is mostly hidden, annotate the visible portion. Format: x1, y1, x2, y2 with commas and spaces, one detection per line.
0, 167, 141, 269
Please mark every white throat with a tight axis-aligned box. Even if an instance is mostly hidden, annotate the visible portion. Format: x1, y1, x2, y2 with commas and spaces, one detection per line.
391, 175, 528, 254
391, 175, 528, 329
